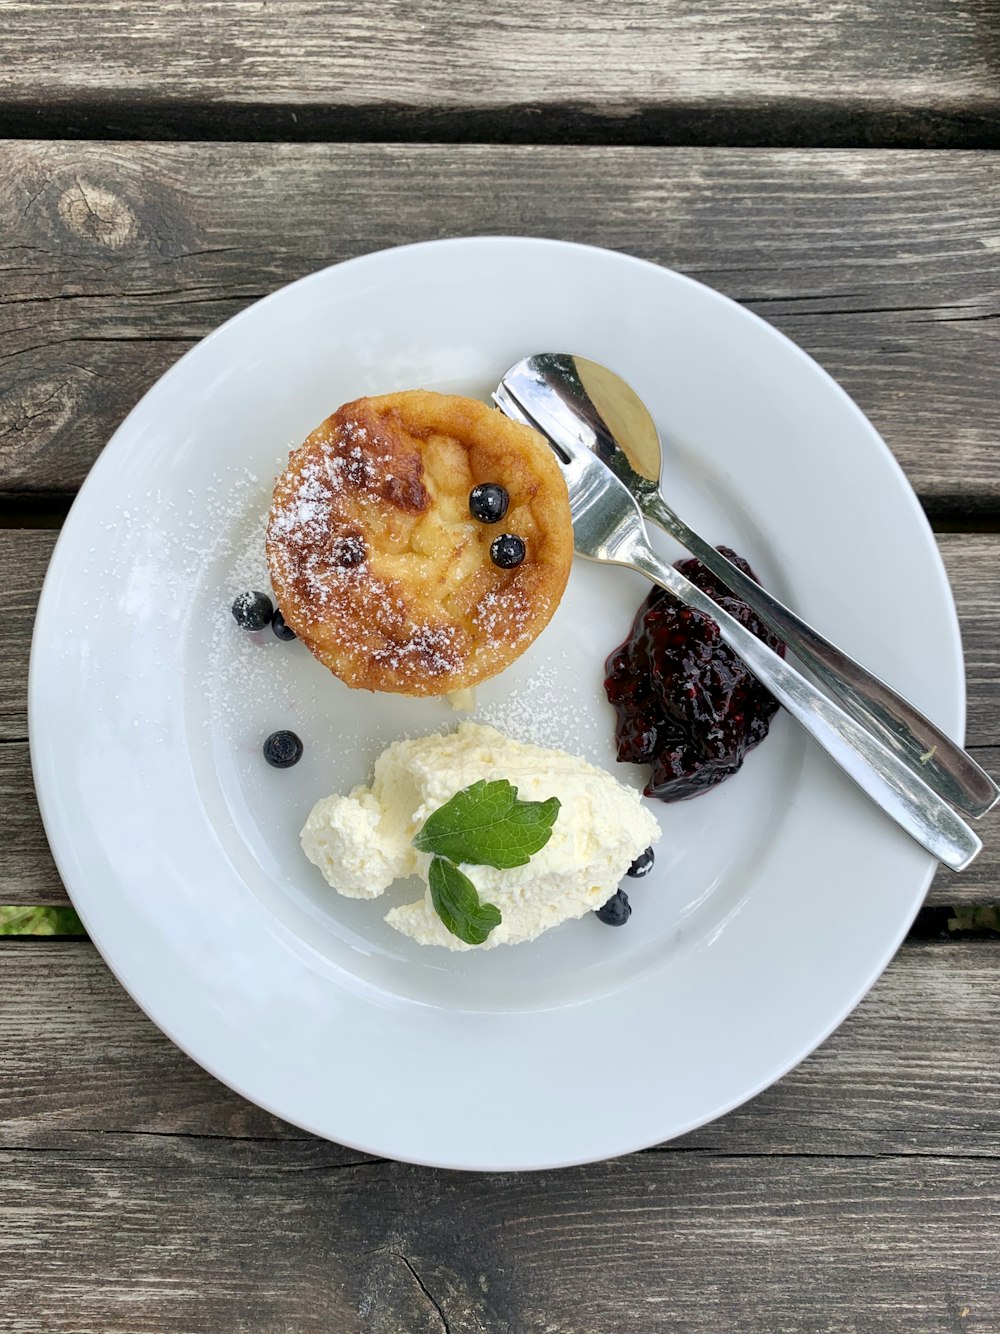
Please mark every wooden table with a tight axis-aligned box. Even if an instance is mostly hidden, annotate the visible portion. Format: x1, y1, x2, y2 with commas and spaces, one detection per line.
2, 5, 999, 1329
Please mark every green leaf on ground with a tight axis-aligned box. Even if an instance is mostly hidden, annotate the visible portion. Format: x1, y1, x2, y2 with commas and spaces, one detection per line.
0, 906, 86, 936
948, 904, 1000, 935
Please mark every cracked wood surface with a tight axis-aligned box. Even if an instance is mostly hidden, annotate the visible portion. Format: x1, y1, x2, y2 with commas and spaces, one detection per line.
0, 940, 997, 1329
4, 1146, 994, 1332
3, 526, 995, 907
2, 143, 1000, 512
1, 0, 999, 148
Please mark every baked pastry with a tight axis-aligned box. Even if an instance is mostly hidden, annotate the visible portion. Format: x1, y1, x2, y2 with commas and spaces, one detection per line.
266, 390, 573, 695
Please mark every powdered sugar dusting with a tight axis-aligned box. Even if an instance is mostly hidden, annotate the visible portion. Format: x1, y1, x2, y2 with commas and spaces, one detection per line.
476, 654, 590, 754
205, 483, 299, 726
372, 622, 462, 678
266, 441, 371, 616
472, 585, 539, 650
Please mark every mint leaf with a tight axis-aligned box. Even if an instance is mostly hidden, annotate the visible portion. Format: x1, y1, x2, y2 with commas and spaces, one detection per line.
413, 779, 560, 869
428, 856, 502, 946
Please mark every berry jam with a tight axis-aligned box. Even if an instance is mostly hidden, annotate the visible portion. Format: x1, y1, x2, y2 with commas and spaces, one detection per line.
604, 547, 786, 801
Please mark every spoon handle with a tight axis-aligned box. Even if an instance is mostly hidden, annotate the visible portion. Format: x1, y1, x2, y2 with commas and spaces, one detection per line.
641, 490, 999, 821
625, 539, 982, 872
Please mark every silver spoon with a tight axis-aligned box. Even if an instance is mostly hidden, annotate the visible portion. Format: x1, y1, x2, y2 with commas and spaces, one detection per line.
495, 353, 998, 821
494, 375, 981, 871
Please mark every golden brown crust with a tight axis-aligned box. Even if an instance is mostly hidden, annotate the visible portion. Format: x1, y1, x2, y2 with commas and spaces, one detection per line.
265, 390, 573, 695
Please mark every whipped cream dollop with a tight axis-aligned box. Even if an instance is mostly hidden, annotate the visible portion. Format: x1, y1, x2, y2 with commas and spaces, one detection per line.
301, 721, 661, 950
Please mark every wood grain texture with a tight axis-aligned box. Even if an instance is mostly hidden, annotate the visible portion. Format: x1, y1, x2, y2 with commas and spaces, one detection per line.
2, 142, 1000, 509
0, 1, 999, 147
1, 742, 60, 904
0, 529, 55, 741
0, 941, 998, 1331
940, 535, 1000, 747
2, 1151, 997, 1332
3, 530, 998, 906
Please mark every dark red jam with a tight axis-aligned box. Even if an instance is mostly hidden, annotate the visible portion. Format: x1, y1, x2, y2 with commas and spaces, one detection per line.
604, 547, 786, 801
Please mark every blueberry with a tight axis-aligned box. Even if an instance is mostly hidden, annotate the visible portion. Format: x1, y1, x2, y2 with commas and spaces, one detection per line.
490, 533, 526, 569
271, 609, 297, 642
469, 483, 509, 524
627, 847, 655, 878
595, 889, 631, 926
232, 590, 273, 631
263, 730, 303, 768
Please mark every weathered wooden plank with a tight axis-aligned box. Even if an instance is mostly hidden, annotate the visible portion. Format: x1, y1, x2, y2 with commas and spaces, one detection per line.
0, 529, 55, 742
939, 535, 1000, 749
1, 742, 61, 904
2, 940, 997, 1158
1, 0, 999, 147
2, 143, 1000, 508
4, 530, 998, 905
1, 943, 998, 1330
929, 750, 1000, 904
1, 1150, 997, 1332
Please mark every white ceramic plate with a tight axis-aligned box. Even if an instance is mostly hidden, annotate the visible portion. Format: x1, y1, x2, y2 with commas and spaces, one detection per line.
30, 238, 963, 1170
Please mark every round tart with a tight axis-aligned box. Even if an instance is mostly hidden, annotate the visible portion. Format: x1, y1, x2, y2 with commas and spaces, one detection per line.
266, 390, 574, 695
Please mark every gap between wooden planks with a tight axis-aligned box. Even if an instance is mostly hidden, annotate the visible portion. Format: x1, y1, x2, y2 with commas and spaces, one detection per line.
0, 0, 999, 149
1, 529, 998, 907
2, 143, 1000, 512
